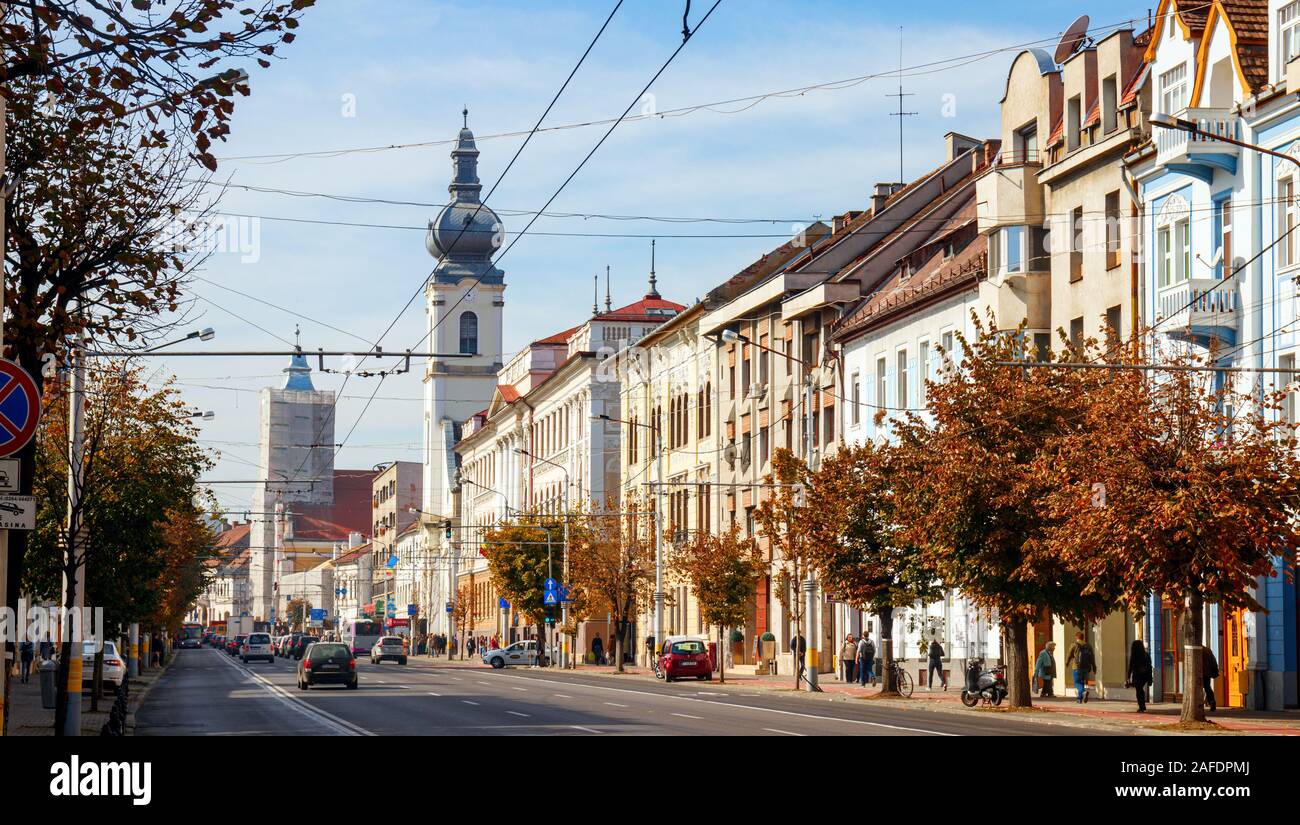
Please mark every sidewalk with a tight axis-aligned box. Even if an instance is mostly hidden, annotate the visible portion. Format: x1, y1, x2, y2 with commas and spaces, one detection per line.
5, 657, 174, 736
408, 654, 1300, 735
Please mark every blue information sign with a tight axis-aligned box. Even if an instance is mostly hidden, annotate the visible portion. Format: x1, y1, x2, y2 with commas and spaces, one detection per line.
499, 597, 510, 609
543, 578, 558, 592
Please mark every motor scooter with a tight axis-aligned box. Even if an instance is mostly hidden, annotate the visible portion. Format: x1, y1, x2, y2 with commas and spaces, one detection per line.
960, 659, 1007, 707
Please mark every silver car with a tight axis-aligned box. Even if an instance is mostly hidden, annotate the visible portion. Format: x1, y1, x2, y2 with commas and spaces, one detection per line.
81, 640, 126, 694
483, 640, 548, 669
370, 636, 408, 665
241, 632, 274, 663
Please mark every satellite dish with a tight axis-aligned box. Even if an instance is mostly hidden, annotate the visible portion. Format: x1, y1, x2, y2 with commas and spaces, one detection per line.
1054, 15, 1091, 64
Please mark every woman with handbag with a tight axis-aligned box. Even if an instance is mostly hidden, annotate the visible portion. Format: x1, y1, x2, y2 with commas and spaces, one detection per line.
1127, 639, 1153, 713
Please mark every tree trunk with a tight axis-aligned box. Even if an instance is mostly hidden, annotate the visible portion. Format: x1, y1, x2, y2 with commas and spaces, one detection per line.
53, 565, 78, 736
614, 621, 625, 673
717, 626, 726, 684
1004, 617, 1032, 708
1180, 590, 1206, 723
878, 606, 896, 694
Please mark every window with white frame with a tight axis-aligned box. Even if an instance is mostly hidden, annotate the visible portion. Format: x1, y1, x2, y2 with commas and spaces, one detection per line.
1157, 226, 1173, 287
1159, 63, 1187, 115
851, 371, 861, 426
1156, 194, 1191, 287
1282, 2, 1300, 69
1280, 175, 1298, 269
919, 340, 930, 405
1281, 355, 1297, 427
875, 356, 887, 412
1175, 218, 1190, 282
897, 349, 909, 409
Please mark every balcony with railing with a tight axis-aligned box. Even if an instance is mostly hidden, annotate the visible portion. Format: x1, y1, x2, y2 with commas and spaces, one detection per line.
1154, 108, 1240, 179
1155, 277, 1239, 341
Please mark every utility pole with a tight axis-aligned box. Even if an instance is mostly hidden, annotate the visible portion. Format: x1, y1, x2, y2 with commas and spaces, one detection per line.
59, 346, 86, 735
653, 421, 665, 667
887, 27, 916, 187
802, 368, 819, 691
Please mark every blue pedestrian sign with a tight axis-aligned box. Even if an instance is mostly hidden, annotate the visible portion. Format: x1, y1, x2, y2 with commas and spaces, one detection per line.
543, 591, 559, 605
499, 597, 510, 609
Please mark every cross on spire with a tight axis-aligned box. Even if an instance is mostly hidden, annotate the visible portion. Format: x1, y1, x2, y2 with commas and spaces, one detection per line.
294, 324, 301, 352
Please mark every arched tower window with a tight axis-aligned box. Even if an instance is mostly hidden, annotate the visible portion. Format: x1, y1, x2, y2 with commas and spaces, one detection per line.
459, 311, 478, 354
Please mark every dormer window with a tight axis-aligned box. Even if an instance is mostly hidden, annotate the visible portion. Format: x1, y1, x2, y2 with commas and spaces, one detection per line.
1282, 2, 1300, 69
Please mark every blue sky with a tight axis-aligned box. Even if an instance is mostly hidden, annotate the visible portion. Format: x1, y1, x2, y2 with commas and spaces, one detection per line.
161, 0, 1150, 512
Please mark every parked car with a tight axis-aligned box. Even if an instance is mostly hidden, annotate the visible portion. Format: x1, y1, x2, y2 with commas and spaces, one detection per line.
227, 635, 247, 656
241, 632, 275, 663
483, 640, 548, 669
297, 642, 357, 690
273, 635, 287, 657
81, 640, 126, 694
660, 636, 713, 682
369, 636, 408, 665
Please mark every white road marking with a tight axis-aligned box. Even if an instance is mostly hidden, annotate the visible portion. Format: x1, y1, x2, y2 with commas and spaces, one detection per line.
512, 687, 528, 691
427, 692, 442, 696
507, 711, 530, 717
764, 728, 805, 736
604, 701, 628, 708
477, 681, 492, 686
462, 700, 480, 706
481, 672, 955, 736
671, 712, 703, 719
213, 650, 373, 736
571, 725, 601, 734
553, 693, 572, 698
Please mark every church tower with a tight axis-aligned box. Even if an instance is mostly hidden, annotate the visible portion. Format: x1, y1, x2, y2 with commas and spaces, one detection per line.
423, 111, 506, 519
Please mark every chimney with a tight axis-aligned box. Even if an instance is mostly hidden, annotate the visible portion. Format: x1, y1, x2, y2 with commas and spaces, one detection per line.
872, 183, 902, 214
349, 531, 363, 548
944, 131, 981, 161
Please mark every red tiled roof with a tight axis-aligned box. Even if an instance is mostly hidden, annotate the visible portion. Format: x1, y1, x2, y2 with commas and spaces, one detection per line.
214, 522, 251, 549
496, 384, 520, 403
837, 244, 987, 338
1175, 0, 1210, 33
287, 513, 358, 542
595, 295, 686, 321
1217, 0, 1267, 41
532, 326, 579, 346
1083, 99, 1101, 129
1047, 115, 1064, 147
332, 543, 372, 565
1119, 62, 1148, 107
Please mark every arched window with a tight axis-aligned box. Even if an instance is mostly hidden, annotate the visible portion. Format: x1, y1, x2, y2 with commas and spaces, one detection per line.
459, 311, 478, 354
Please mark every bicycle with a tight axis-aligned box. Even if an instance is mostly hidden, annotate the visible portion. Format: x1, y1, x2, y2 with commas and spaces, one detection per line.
883, 660, 914, 698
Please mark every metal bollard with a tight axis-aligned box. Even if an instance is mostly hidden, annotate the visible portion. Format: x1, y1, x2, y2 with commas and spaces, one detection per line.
38, 659, 58, 709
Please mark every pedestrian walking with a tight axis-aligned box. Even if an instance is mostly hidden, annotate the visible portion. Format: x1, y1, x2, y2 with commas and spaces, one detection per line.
592, 633, 604, 665
1065, 632, 1096, 704
1126, 639, 1152, 713
39, 636, 54, 660
927, 639, 947, 690
856, 633, 876, 686
790, 633, 807, 678
1202, 646, 1219, 712
840, 634, 857, 683
19, 639, 34, 683
1034, 641, 1057, 697
467, 636, 476, 657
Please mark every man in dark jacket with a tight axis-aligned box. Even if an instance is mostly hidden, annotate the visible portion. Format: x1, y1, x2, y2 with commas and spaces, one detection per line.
1126, 640, 1152, 712
1202, 647, 1220, 712
927, 639, 947, 690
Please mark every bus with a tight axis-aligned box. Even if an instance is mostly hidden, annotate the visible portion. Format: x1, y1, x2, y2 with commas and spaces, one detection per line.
178, 622, 204, 649
341, 620, 383, 655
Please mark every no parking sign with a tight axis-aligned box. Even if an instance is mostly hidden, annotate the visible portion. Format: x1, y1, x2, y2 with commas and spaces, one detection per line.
0, 359, 41, 458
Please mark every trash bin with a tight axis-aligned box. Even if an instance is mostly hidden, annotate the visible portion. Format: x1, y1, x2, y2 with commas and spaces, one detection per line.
39, 659, 58, 709
707, 641, 718, 672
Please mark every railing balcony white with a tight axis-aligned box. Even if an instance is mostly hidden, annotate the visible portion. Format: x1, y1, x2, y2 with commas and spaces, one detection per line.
1156, 277, 1239, 335
1154, 107, 1240, 169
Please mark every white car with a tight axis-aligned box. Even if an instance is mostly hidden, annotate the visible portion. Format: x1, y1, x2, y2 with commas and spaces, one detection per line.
369, 636, 407, 665
241, 632, 274, 663
81, 640, 126, 693
483, 640, 548, 669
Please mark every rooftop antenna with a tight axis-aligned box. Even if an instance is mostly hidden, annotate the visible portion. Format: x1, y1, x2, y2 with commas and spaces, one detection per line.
294, 324, 301, 352
605, 265, 612, 312
593, 274, 599, 316
887, 27, 916, 186
647, 239, 661, 299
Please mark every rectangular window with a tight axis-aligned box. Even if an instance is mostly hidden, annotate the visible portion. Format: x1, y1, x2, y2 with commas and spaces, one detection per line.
1033, 332, 1052, 362
1106, 305, 1123, 344
1175, 218, 1191, 282
1005, 225, 1024, 273
1102, 75, 1117, 133
1069, 317, 1085, 350
851, 371, 861, 425
1014, 122, 1038, 164
1067, 95, 1082, 151
1281, 355, 1297, 426
1219, 197, 1232, 278
823, 404, 835, 444
1105, 191, 1121, 269
1158, 226, 1173, 287
1282, 2, 1300, 69
1070, 207, 1084, 282
759, 425, 769, 465
941, 331, 955, 371
1160, 63, 1187, 114
918, 341, 930, 405
1280, 178, 1296, 269
896, 349, 909, 409
876, 357, 887, 411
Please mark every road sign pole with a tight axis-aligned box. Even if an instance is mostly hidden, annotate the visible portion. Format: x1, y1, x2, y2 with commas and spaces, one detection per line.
59, 347, 86, 736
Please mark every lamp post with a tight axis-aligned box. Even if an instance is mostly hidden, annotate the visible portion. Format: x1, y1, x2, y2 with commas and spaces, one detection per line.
718, 327, 823, 691
515, 448, 572, 668
595, 413, 663, 668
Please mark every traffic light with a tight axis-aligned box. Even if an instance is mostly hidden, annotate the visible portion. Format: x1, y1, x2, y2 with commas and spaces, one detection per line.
444, 520, 452, 540
543, 605, 556, 625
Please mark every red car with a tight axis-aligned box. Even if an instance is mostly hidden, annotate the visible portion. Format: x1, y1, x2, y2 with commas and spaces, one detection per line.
660, 637, 713, 683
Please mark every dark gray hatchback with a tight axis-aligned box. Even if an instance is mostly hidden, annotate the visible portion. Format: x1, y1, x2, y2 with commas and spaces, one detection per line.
297, 642, 358, 690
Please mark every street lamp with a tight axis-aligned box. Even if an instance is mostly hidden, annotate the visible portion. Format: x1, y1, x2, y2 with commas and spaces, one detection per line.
594, 411, 664, 667
144, 327, 216, 353
515, 447, 571, 668
714, 327, 822, 690
188, 410, 215, 421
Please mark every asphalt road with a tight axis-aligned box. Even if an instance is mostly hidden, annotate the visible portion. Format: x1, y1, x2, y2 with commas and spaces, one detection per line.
136, 647, 1112, 736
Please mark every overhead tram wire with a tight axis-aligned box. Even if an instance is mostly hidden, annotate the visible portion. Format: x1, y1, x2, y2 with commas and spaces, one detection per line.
282, 0, 628, 484
211, 9, 1181, 166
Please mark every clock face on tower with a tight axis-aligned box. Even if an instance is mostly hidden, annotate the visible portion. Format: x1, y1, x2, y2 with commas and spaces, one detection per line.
464, 287, 477, 304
